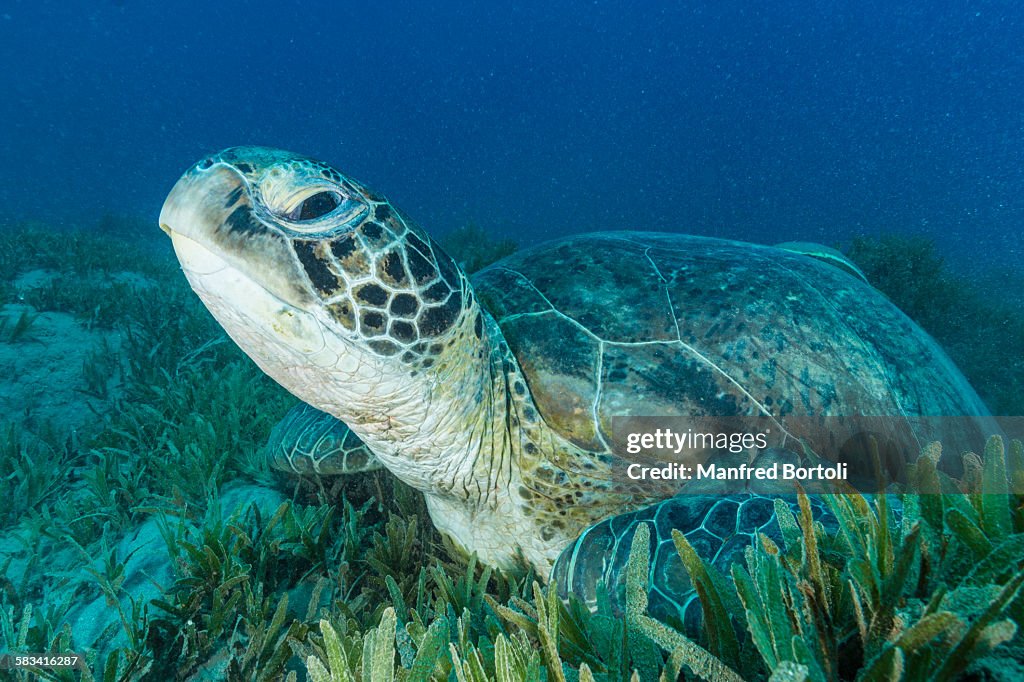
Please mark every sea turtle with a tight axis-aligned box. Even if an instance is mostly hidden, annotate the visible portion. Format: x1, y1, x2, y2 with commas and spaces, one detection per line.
159, 147, 994, 626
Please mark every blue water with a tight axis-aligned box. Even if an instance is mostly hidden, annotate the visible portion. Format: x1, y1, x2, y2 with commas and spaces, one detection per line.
2, 1, 1022, 269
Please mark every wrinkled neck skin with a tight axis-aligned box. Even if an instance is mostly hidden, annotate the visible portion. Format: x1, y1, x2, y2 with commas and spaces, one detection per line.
323, 310, 520, 506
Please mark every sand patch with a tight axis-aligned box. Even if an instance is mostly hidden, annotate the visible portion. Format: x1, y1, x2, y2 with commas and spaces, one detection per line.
0, 303, 123, 438
14, 267, 159, 292
13, 267, 57, 290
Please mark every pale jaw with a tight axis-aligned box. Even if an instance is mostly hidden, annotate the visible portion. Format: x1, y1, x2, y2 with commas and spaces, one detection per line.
168, 230, 343, 401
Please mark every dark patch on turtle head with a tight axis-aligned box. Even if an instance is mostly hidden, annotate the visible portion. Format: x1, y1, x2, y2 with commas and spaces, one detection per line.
358, 221, 390, 248
417, 290, 463, 338
360, 310, 386, 336
354, 283, 389, 307
379, 250, 409, 287
330, 234, 358, 260
224, 186, 244, 208
406, 246, 437, 284
390, 294, 419, 318
437, 249, 461, 288
368, 339, 400, 356
327, 299, 356, 330
422, 281, 451, 303
224, 206, 269, 237
390, 320, 417, 343
293, 240, 344, 296
374, 203, 394, 222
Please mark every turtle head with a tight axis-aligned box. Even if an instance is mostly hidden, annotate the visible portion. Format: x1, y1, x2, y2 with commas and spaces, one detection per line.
160, 147, 479, 419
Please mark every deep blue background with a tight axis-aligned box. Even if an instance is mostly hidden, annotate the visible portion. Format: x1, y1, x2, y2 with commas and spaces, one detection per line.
1, 1, 1022, 271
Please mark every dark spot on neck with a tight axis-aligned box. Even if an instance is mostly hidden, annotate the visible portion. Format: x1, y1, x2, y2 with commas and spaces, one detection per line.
368, 339, 400, 356
327, 300, 355, 330
390, 320, 416, 343
422, 281, 450, 303
360, 310, 386, 335
354, 283, 388, 306
390, 293, 419, 318
417, 291, 461, 337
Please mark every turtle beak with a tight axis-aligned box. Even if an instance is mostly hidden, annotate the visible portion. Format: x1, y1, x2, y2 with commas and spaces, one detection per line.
159, 155, 316, 310
159, 163, 253, 279
159, 162, 247, 242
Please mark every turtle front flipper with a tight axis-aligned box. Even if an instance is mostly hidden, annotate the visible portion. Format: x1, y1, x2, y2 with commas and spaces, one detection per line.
551, 493, 834, 635
267, 403, 382, 475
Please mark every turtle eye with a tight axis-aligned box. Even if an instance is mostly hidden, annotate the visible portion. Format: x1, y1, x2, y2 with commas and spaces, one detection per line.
287, 191, 342, 222
261, 169, 369, 229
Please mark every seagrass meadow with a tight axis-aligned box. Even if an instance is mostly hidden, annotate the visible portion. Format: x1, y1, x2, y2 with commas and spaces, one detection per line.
1, 220, 1023, 681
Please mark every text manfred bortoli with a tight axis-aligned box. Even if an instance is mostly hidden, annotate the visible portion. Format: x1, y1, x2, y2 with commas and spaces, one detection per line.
623, 427, 849, 482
